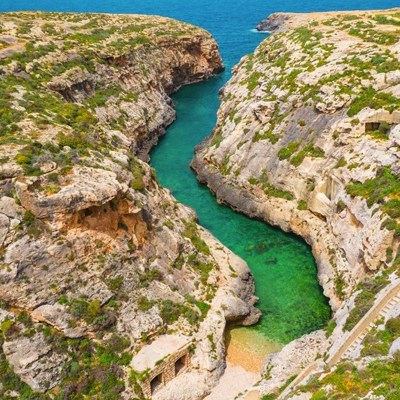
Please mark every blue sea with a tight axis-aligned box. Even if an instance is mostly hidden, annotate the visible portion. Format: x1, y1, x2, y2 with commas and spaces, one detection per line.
1, 0, 399, 70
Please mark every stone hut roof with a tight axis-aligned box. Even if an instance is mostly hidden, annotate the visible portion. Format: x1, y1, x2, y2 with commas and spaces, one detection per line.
364, 109, 400, 124
131, 335, 190, 373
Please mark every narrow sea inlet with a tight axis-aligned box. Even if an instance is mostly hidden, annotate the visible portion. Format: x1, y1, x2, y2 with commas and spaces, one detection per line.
150, 73, 331, 356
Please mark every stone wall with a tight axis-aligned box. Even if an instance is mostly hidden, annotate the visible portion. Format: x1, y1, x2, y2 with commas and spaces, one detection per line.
141, 346, 191, 398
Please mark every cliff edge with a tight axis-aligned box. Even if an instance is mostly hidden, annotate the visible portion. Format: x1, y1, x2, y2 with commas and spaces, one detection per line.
0, 11, 259, 399
192, 8, 400, 398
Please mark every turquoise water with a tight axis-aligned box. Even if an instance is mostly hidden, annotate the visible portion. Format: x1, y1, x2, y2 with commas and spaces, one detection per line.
148, 79, 332, 343
3, 0, 399, 343
150, 79, 331, 343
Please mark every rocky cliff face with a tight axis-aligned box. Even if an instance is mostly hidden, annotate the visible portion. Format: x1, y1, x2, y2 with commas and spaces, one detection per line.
192, 8, 400, 398
0, 12, 259, 399
193, 9, 400, 308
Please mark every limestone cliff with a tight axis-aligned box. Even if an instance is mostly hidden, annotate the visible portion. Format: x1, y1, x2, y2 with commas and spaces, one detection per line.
0, 12, 259, 399
192, 8, 400, 398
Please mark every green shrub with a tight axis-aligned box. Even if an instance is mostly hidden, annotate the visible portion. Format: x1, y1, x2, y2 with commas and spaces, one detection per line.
278, 141, 301, 160
0, 319, 14, 337
290, 143, 324, 167
334, 273, 346, 300
250, 170, 294, 201
310, 390, 328, 400
136, 296, 155, 311
108, 276, 124, 291
87, 84, 123, 108
188, 256, 214, 286
182, 220, 210, 255
15, 153, 32, 165
211, 128, 223, 148
69, 28, 114, 44
346, 167, 399, 210
335, 157, 347, 168
297, 200, 307, 210
129, 157, 145, 191
55, 103, 97, 131
22, 210, 36, 226
383, 199, 400, 219
195, 301, 211, 320
246, 71, 263, 91
58, 133, 90, 149
44, 184, 60, 195
344, 274, 390, 331
253, 130, 280, 144
374, 15, 400, 26
386, 317, 400, 336
68, 298, 105, 325
348, 88, 400, 117
262, 395, 278, 400
361, 340, 389, 357
159, 300, 200, 325
106, 334, 130, 353
348, 27, 398, 45
138, 268, 163, 288
325, 320, 337, 338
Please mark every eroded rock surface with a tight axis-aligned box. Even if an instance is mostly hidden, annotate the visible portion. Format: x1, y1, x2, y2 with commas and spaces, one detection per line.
193, 8, 400, 308
192, 8, 400, 399
0, 11, 258, 399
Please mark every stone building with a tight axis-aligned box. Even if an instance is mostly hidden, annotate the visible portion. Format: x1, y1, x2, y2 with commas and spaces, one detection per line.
364, 109, 400, 133
131, 335, 191, 398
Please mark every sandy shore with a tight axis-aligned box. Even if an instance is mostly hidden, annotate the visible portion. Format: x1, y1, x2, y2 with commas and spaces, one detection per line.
204, 327, 282, 400
204, 362, 259, 400
226, 327, 282, 372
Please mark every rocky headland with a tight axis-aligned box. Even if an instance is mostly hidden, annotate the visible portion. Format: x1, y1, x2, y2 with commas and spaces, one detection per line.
192, 8, 400, 399
0, 12, 260, 399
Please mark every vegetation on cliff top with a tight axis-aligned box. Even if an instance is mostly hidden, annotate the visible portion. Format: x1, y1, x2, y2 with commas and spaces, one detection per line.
0, 11, 205, 181
0, 11, 222, 399
210, 9, 400, 183
198, 10, 400, 399
206, 9, 400, 277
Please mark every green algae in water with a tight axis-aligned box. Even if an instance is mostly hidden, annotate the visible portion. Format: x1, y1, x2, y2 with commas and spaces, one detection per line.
240, 232, 331, 343
150, 76, 331, 345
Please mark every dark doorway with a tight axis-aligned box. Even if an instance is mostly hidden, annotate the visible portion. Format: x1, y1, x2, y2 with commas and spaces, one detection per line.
150, 374, 163, 394
175, 355, 187, 375
365, 122, 380, 132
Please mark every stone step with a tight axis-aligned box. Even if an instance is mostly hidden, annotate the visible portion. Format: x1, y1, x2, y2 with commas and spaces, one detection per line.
328, 286, 400, 369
